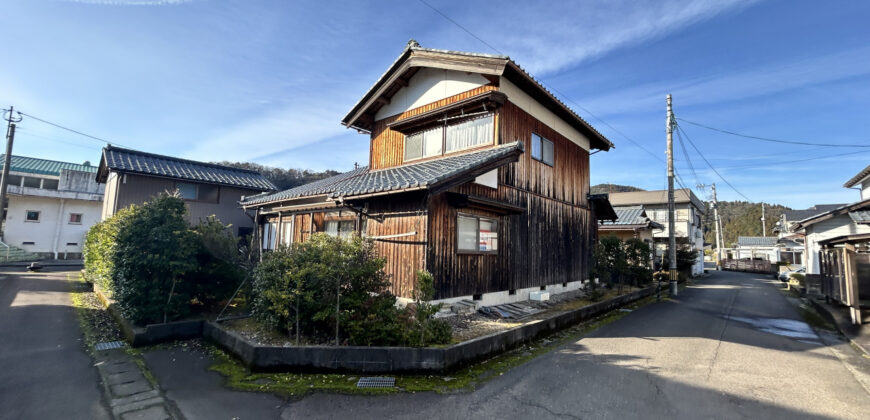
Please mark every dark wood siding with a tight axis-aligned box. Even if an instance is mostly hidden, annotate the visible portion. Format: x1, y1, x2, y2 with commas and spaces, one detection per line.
425, 100, 593, 299
363, 196, 428, 298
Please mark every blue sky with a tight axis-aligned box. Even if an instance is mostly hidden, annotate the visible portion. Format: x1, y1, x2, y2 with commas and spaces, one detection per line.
1, 0, 869, 208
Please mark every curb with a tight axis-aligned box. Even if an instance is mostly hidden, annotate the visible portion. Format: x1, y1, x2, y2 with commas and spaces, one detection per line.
806, 298, 869, 356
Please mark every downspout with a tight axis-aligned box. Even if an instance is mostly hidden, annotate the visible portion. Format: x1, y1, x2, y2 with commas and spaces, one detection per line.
52, 198, 65, 259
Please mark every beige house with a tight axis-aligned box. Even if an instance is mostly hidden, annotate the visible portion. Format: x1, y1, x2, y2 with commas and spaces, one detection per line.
598, 206, 663, 243
608, 189, 706, 276
96, 146, 276, 236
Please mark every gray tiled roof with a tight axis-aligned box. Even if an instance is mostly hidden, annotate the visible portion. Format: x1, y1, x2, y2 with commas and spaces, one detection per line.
737, 236, 778, 247
848, 210, 870, 223
783, 204, 847, 222
608, 189, 706, 214
99, 146, 277, 191
602, 206, 646, 225
243, 142, 524, 206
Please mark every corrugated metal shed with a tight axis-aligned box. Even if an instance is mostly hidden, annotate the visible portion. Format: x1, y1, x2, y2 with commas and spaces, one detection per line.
0, 154, 97, 176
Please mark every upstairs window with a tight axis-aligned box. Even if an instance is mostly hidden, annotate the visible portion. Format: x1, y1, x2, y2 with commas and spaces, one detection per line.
175, 182, 219, 203
457, 214, 498, 253
531, 133, 554, 166
404, 114, 494, 162
69, 213, 83, 224
25, 210, 40, 222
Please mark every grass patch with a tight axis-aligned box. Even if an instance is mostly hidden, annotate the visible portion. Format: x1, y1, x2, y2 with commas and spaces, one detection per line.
207, 293, 659, 398
68, 273, 124, 354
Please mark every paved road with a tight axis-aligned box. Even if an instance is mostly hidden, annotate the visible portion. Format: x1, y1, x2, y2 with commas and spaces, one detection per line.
148, 270, 870, 419
0, 268, 110, 420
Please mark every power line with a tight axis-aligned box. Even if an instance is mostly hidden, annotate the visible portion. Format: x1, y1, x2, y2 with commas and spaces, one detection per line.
674, 127, 701, 188
15, 111, 128, 148
677, 118, 870, 148
415, 0, 665, 164
692, 148, 870, 170
417, 0, 504, 55
676, 123, 752, 202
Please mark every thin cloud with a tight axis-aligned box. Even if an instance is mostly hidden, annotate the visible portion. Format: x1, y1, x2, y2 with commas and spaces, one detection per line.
443, 0, 761, 75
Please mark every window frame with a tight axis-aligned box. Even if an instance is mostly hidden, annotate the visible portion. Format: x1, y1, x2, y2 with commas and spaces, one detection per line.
456, 213, 499, 255
403, 113, 495, 163
68, 213, 83, 225
530, 132, 555, 166
175, 182, 220, 203
25, 210, 40, 223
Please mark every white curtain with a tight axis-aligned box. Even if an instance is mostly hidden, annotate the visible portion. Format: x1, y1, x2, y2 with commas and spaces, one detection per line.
446, 115, 493, 152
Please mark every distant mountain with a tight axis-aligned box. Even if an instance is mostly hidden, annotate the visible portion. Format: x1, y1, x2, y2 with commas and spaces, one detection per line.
591, 184, 645, 194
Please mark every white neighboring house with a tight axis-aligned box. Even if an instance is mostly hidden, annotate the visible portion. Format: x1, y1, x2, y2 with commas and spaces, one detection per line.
795, 200, 870, 275
1, 155, 103, 260
608, 189, 706, 276
733, 236, 778, 261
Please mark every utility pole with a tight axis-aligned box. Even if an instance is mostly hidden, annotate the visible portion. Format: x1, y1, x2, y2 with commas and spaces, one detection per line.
761, 203, 766, 237
666, 95, 678, 296
0, 106, 21, 241
711, 183, 723, 270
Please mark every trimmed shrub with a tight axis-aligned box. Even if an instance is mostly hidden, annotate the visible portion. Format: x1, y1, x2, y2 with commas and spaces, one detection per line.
251, 236, 452, 347
112, 194, 199, 325
83, 206, 134, 293
624, 238, 653, 286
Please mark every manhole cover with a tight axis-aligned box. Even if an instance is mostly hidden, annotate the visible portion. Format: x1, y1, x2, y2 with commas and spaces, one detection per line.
95, 341, 126, 351
356, 377, 395, 388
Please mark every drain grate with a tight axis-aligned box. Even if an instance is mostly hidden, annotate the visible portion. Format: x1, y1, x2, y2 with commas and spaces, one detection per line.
94, 341, 126, 351
356, 377, 395, 388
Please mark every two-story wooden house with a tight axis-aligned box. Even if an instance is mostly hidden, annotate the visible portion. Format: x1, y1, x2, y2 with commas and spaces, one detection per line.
242, 41, 615, 304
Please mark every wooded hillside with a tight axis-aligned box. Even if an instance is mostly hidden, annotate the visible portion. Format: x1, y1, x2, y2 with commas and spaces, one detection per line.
591, 184, 645, 194
702, 201, 790, 247
216, 161, 339, 191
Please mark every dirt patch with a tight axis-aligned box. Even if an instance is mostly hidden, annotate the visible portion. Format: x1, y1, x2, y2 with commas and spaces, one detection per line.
443, 286, 640, 343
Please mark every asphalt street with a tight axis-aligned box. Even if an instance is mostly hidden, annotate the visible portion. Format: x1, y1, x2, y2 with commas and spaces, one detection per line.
0, 268, 110, 420
148, 270, 870, 419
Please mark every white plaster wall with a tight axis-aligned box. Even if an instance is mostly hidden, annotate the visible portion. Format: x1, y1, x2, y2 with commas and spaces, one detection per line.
804, 214, 870, 274
374, 68, 489, 120
861, 179, 870, 201
499, 77, 591, 151
5, 195, 102, 257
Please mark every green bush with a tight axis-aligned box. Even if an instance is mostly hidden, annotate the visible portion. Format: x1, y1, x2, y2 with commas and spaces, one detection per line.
184, 216, 246, 310
251, 236, 452, 347
624, 238, 652, 286
111, 194, 199, 325
83, 206, 134, 293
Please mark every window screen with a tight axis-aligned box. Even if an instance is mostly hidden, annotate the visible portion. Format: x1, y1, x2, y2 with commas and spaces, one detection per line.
198, 184, 219, 203
541, 137, 554, 165
176, 182, 197, 200
531, 133, 542, 160
23, 177, 41, 188
457, 215, 478, 251
42, 179, 59, 190
457, 214, 498, 253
